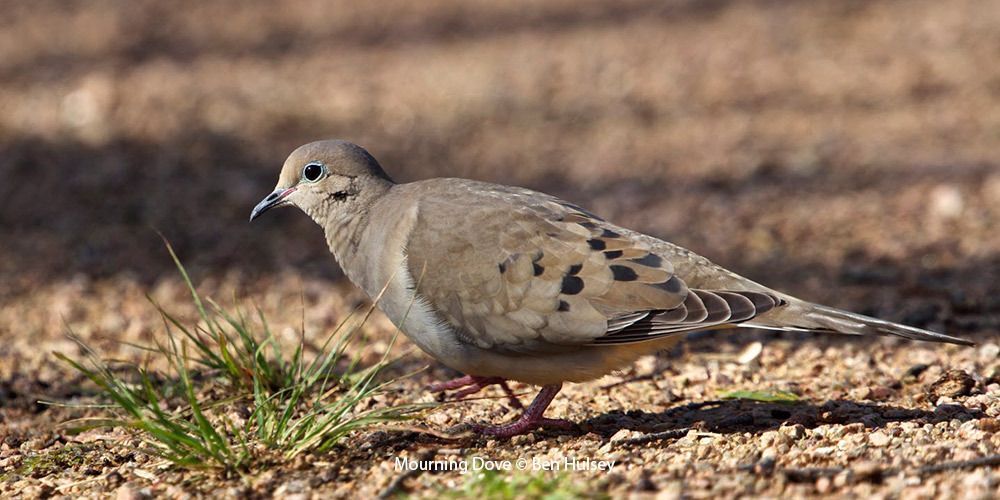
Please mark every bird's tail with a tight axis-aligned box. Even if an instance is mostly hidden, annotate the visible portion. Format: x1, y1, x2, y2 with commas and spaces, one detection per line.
746, 298, 974, 346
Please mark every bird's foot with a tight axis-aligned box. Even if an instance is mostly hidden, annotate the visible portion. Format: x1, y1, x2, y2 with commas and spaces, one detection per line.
474, 417, 577, 438
470, 383, 575, 438
429, 375, 523, 409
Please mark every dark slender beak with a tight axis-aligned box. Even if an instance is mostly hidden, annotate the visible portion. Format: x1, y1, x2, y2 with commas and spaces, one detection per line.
250, 187, 297, 221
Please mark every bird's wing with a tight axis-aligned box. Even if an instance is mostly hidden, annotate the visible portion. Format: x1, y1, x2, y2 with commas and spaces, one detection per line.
403, 180, 782, 355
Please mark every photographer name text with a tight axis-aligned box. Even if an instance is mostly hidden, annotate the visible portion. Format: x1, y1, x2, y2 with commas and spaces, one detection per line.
393, 455, 617, 474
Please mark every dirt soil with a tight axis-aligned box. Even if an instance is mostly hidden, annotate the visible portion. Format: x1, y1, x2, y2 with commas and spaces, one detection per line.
1, 0, 999, 498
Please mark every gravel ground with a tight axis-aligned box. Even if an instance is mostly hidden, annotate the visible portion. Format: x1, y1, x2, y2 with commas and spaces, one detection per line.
1, 0, 998, 497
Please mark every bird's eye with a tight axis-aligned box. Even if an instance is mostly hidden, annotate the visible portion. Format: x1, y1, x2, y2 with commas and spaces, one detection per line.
302, 163, 324, 182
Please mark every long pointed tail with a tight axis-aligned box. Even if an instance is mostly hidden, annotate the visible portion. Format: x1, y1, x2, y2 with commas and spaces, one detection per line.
748, 298, 974, 346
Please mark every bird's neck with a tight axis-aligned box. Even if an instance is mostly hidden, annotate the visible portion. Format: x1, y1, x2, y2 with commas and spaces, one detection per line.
321, 181, 393, 268
324, 211, 368, 265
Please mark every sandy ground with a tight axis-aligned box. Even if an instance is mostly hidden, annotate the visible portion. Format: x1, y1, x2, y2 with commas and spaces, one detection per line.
1, 0, 999, 497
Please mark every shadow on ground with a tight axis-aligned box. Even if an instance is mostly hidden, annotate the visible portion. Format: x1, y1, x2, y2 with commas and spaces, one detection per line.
581, 398, 981, 438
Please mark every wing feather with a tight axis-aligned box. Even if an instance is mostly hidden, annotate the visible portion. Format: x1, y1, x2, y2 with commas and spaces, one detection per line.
403, 180, 787, 354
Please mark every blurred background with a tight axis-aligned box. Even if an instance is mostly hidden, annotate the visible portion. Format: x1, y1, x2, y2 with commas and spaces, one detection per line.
1, 0, 999, 377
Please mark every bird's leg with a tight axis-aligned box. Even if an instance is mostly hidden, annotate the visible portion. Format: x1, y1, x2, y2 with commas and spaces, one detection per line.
476, 383, 575, 437
429, 375, 523, 409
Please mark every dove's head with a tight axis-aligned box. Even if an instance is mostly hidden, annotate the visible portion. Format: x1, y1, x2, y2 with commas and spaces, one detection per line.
250, 140, 394, 224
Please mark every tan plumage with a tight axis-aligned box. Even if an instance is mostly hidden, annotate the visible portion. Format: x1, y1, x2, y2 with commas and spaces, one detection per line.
251, 140, 973, 437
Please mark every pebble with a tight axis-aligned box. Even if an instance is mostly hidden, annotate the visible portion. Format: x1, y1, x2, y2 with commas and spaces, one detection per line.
928, 185, 964, 219
511, 434, 535, 446
929, 370, 976, 398
979, 418, 1000, 432
868, 431, 891, 447
979, 343, 999, 361
737, 342, 763, 364
958, 420, 985, 440
778, 424, 806, 440
115, 484, 145, 500
816, 476, 833, 494
609, 429, 641, 443
813, 446, 836, 457
868, 386, 892, 400
132, 469, 157, 482
274, 480, 308, 498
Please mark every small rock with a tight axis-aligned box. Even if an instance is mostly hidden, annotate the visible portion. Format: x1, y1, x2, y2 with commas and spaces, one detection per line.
116, 484, 144, 500
426, 412, 450, 425
760, 431, 779, 447
928, 184, 964, 219
634, 355, 657, 376
979, 343, 999, 361
868, 431, 891, 447
778, 424, 805, 440
935, 396, 956, 406
833, 471, 850, 488
165, 485, 191, 499
958, 420, 985, 440
813, 446, 836, 457
737, 342, 763, 364
979, 418, 1000, 432
825, 426, 846, 439
816, 476, 833, 494
511, 434, 535, 446
868, 386, 892, 400
131, 469, 157, 482
609, 429, 640, 443
274, 480, 308, 499
755, 452, 776, 475
929, 369, 976, 398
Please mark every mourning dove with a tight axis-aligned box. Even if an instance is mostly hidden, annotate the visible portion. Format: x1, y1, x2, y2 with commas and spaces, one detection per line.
251, 140, 972, 437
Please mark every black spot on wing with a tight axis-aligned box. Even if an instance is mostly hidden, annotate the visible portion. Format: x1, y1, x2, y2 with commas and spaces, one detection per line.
610, 265, 639, 281
568, 264, 583, 275
601, 229, 620, 238
603, 250, 623, 259
587, 239, 607, 250
632, 253, 663, 268
557, 300, 571, 312
561, 275, 584, 295
498, 262, 507, 274
531, 252, 544, 276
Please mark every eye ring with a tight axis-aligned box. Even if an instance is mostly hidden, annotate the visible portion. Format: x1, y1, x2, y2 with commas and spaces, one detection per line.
302, 162, 324, 182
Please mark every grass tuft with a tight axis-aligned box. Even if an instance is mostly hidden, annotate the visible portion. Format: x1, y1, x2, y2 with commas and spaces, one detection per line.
441, 470, 598, 500
718, 389, 801, 404
55, 240, 424, 472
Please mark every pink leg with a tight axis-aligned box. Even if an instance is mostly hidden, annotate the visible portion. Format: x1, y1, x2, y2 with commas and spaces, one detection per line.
476, 384, 575, 438
429, 375, 523, 409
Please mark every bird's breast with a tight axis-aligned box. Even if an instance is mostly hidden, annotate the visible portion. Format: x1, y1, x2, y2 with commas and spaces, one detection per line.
341, 203, 467, 366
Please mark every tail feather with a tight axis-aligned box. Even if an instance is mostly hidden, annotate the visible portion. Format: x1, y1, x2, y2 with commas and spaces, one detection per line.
748, 299, 974, 346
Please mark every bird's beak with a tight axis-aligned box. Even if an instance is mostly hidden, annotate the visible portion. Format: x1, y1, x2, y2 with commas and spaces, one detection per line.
250, 187, 297, 221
